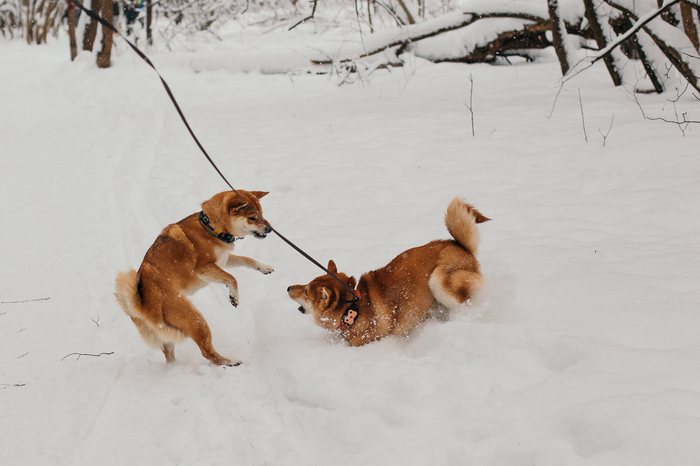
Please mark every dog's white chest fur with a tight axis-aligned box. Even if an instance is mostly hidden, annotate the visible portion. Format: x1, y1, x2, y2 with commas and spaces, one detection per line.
215, 244, 234, 268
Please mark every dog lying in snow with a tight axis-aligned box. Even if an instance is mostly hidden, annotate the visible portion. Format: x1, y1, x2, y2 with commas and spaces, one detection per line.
115, 190, 274, 366
287, 198, 489, 346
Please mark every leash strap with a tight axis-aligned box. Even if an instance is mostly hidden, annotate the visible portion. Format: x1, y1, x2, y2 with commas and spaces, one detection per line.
71, 0, 360, 302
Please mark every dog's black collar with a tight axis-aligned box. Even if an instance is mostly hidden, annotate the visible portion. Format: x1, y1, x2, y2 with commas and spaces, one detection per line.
198, 211, 239, 244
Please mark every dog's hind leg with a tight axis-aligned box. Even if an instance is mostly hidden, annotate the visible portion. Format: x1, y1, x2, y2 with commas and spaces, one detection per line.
129, 316, 180, 363
429, 266, 484, 309
163, 294, 240, 367
163, 342, 176, 363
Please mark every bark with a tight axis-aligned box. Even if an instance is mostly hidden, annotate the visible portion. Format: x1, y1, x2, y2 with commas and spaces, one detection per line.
547, 0, 571, 75
67, 0, 78, 60
83, 0, 103, 51
395, 0, 415, 24
603, 0, 700, 92
434, 22, 551, 64
38, 0, 59, 44
583, 0, 622, 85
634, 31, 666, 92
680, 0, 699, 51
312, 11, 546, 64
146, 0, 153, 46
96, 0, 113, 68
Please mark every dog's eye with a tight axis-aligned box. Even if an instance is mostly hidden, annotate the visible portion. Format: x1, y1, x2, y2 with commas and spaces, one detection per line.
248, 216, 257, 221
304, 289, 308, 296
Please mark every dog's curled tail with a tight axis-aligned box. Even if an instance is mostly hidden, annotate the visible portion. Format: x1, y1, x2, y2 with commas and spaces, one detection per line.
445, 197, 490, 256
115, 269, 142, 318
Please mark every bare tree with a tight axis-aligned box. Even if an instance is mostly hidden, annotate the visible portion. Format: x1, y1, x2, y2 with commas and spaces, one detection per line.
96, 0, 114, 68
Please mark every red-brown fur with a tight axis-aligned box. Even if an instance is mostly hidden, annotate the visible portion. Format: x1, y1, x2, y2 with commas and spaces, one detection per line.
288, 198, 489, 346
115, 190, 273, 365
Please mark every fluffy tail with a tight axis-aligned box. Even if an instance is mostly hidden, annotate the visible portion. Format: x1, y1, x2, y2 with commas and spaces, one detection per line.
444, 198, 490, 256
115, 269, 142, 318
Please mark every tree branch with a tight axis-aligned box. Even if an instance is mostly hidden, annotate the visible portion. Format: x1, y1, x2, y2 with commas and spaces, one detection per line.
312, 11, 545, 65
590, 0, 682, 64
61, 352, 114, 361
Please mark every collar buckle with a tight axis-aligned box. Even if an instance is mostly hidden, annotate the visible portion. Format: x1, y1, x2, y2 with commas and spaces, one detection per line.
199, 211, 237, 244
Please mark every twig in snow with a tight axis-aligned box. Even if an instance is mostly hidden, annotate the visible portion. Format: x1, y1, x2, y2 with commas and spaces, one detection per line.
92, 316, 100, 327
288, 0, 318, 31
599, 115, 614, 146
578, 89, 588, 142
633, 92, 700, 136
0, 383, 26, 389
354, 0, 367, 54
1, 297, 50, 304
548, 82, 564, 119
61, 352, 114, 361
463, 74, 475, 137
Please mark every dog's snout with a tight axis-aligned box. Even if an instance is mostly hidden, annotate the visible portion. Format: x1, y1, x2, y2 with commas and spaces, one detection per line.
264, 225, 272, 234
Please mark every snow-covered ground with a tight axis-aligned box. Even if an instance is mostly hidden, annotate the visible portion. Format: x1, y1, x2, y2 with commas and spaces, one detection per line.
2, 26, 700, 465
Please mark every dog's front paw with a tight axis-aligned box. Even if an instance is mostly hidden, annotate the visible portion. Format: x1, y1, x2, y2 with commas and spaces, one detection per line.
229, 291, 239, 307
256, 263, 274, 275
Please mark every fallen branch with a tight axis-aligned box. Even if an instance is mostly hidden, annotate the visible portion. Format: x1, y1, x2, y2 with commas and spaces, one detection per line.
61, 352, 114, 361
579, 88, 588, 142
633, 91, 700, 135
464, 74, 475, 136
312, 11, 545, 64
599, 114, 615, 146
1, 297, 50, 304
0, 383, 26, 389
288, 0, 318, 31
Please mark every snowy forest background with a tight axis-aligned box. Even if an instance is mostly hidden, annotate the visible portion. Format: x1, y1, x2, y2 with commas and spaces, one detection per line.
4, 0, 700, 95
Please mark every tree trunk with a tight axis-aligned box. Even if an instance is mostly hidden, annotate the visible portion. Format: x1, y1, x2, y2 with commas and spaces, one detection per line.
604, 0, 700, 93
38, 0, 59, 45
547, 0, 571, 75
67, 0, 78, 60
96, 0, 113, 68
582, 0, 622, 85
680, 1, 699, 51
146, 0, 153, 45
633, 32, 666, 93
83, 0, 103, 51
395, 0, 415, 25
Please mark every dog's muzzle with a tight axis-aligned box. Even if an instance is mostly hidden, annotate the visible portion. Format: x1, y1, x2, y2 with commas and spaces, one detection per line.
254, 225, 272, 238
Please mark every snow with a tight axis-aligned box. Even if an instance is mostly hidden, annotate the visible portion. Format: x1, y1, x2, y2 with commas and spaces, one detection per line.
2, 25, 700, 466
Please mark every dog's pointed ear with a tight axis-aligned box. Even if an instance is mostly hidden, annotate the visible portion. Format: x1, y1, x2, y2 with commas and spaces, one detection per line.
327, 260, 337, 274
348, 276, 356, 290
318, 287, 333, 310
250, 191, 269, 199
226, 193, 248, 213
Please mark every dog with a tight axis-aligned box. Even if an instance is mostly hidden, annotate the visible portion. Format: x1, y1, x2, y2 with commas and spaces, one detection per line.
115, 190, 274, 366
288, 198, 489, 346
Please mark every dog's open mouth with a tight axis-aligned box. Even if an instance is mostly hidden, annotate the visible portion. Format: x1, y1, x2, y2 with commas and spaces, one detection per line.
253, 231, 267, 238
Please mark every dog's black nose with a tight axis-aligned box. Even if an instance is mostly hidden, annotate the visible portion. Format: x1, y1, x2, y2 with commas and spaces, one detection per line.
264, 226, 272, 234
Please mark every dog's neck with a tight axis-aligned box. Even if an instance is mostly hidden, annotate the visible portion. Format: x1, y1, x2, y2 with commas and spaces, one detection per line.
198, 211, 239, 243
336, 283, 368, 334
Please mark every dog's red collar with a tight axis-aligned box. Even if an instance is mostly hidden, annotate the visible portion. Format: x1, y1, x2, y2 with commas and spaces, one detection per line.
199, 211, 240, 244
337, 290, 362, 333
